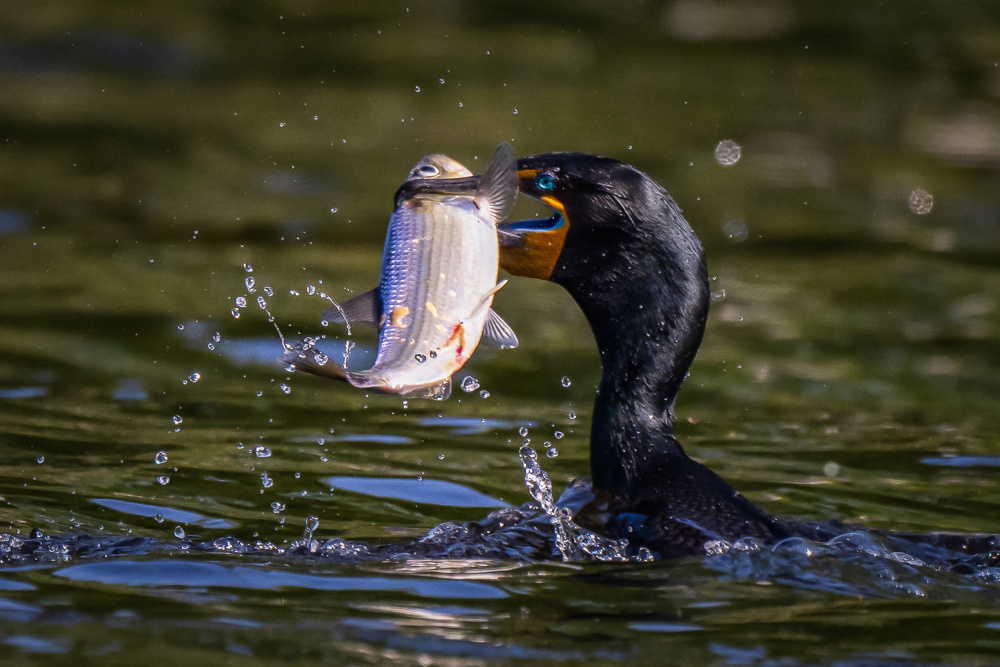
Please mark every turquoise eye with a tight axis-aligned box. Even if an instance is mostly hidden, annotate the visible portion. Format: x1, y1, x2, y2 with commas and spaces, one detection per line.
536, 173, 556, 191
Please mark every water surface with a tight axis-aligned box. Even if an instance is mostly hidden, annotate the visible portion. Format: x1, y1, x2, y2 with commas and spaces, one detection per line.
2, 2, 1000, 664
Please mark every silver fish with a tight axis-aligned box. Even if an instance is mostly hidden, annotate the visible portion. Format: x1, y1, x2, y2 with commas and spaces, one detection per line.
286, 143, 519, 399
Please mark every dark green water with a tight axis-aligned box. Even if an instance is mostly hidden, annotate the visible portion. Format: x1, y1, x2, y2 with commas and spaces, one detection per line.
2, 2, 1000, 664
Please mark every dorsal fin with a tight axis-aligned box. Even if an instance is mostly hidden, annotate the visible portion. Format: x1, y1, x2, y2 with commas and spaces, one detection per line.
474, 143, 518, 222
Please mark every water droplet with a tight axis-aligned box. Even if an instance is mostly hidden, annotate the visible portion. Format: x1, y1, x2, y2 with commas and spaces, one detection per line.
561, 376, 571, 388
177, 324, 185, 331
263, 286, 274, 296
458, 102, 463, 108
438, 453, 445, 460
460, 376, 480, 392
157, 475, 170, 485
256, 296, 267, 309
543, 441, 552, 448
414, 353, 427, 363
245, 276, 256, 293
724, 219, 748, 242
154, 451, 168, 465
289, 289, 300, 296
172, 415, 183, 425
513, 108, 518, 114
36, 456, 44, 464
554, 431, 564, 439
518, 426, 529, 437
313, 115, 319, 120
261, 473, 274, 488
279, 122, 286, 127
154, 513, 164, 523
271, 501, 284, 513
428, 350, 438, 359
255, 446, 272, 458
231, 308, 241, 319
546, 448, 559, 458
414, 85, 421, 92
243, 263, 253, 273
479, 389, 490, 399
401, 400, 409, 410
280, 383, 291, 394
207, 343, 215, 351
173, 526, 185, 539
235, 296, 247, 307
714, 139, 742, 166
568, 412, 577, 420
188, 372, 201, 383
213, 332, 221, 342
909, 188, 934, 215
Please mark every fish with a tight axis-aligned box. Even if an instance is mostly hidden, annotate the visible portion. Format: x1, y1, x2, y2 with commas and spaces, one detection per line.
283, 143, 520, 400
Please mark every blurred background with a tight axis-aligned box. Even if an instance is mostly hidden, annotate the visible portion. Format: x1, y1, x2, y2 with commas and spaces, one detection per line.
1, 2, 999, 664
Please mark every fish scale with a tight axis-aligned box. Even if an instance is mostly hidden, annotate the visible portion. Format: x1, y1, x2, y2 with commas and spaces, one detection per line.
290, 144, 519, 399
372, 199, 498, 382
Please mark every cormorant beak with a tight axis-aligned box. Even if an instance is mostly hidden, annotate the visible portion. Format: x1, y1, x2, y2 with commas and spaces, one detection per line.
497, 168, 569, 280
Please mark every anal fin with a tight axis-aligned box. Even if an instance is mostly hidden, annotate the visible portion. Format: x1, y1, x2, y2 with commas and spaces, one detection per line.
402, 377, 452, 401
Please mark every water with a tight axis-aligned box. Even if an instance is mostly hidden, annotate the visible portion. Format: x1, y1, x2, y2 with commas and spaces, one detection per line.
2, 2, 1000, 664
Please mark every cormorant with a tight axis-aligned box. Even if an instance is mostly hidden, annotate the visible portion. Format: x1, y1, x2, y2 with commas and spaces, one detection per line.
498, 153, 799, 557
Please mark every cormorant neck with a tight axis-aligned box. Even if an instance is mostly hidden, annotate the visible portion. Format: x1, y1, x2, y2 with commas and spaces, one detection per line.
553, 186, 710, 500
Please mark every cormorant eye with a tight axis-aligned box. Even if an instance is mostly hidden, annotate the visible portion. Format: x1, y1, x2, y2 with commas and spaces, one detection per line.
535, 172, 557, 191
414, 164, 440, 178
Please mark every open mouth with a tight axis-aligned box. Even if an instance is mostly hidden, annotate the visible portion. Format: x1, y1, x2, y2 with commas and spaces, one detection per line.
496, 194, 569, 280
497, 211, 564, 243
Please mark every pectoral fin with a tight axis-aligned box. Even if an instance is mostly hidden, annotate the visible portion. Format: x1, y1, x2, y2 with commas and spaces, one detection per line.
321, 288, 381, 325
480, 309, 519, 349
475, 143, 518, 222
402, 377, 452, 401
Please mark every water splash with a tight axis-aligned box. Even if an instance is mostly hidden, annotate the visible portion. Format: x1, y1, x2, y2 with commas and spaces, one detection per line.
517, 444, 649, 563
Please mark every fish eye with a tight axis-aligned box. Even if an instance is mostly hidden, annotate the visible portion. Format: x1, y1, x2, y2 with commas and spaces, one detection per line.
414, 164, 440, 178
535, 172, 557, 191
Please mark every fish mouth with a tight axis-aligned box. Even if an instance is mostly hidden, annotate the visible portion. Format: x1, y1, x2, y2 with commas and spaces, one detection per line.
497, 169, 569, 280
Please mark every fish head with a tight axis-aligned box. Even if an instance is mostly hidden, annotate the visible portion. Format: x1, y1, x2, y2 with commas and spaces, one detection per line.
407, 154, 473, 180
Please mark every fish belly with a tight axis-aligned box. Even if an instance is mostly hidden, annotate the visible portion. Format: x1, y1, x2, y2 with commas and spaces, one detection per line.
355, 199, 499, 392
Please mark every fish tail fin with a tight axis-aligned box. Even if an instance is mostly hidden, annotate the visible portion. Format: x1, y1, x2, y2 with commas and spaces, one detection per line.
279, 346, 349, 383
475, 142, 518, 222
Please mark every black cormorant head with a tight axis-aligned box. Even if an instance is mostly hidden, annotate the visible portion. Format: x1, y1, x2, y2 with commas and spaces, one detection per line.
500, 152, 705, 309
499, 153, 637, 282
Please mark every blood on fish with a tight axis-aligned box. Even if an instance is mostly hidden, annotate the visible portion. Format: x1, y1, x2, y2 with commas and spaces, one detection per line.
445, 323, 466, 361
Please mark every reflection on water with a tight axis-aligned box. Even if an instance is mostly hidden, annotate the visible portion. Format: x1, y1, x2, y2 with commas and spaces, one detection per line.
2, 0, 1000, 664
